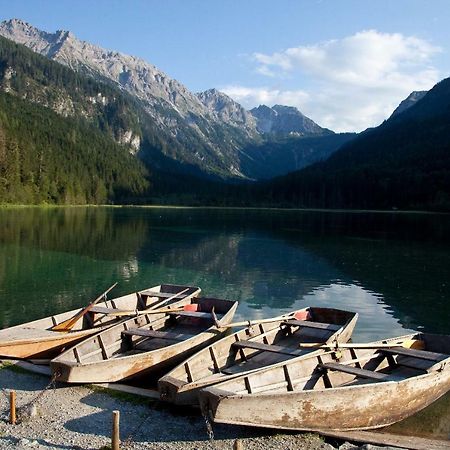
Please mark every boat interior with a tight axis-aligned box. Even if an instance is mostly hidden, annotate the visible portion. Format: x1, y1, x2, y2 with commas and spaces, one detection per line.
172, 307, 357, 384
212, 333, 450, 396
77, 284, 200, 331
34, 284, 198, 333
54, 297, 235, 364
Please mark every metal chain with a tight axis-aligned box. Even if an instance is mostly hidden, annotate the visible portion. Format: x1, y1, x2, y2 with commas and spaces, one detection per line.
16, 371, 60, 422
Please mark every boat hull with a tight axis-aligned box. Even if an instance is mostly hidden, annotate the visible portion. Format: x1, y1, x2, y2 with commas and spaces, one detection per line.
0, 330, 96, 359
200, 368, 450, 431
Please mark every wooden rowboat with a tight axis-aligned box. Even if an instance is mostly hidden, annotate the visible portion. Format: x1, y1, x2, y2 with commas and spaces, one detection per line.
51, 296, 238, 383
0, 284, 200, 359
199, 333, 450, 431
159, 307, 358, 405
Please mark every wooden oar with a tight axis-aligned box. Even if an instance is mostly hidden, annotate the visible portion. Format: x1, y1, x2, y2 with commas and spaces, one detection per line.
103, 288, 190, 317
298, 339, 423, 350
51, 282, 118, 332
212, 312, 288, 329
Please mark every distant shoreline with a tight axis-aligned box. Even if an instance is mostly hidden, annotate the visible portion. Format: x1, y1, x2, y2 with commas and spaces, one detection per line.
0, 203, 449, 215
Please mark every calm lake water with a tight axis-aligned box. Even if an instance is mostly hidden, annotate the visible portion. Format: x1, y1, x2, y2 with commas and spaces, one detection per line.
0, 206, 449, 438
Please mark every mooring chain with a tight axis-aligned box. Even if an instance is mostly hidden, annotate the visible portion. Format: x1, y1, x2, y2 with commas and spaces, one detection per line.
202, 406, 218, 450
15, 371, 60, 422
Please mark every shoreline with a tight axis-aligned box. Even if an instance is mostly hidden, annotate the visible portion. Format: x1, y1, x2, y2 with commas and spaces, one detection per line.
0, 361, 448, 450
0, 203, 449, 215
0, 362, 336, 450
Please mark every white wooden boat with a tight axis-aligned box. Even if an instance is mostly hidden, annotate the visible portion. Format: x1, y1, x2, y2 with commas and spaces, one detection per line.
159, 307, 358, 405
51, 296, 238, 383
199, 333, 450, 431
0, 284, 200, 359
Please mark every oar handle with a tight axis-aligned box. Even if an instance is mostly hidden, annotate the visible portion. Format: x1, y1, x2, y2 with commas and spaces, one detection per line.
101, 287, 191, 317
298, 341, 421, 350
51, 282, 118, 332
92, 282, 118, 305
213, 314, 289, 329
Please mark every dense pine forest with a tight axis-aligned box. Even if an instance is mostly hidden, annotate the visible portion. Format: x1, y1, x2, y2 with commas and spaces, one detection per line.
0, 92, 149, 204
254, 78, 450, 211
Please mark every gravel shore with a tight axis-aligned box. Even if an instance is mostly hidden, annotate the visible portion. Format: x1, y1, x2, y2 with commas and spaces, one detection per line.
0, 363, 402, 450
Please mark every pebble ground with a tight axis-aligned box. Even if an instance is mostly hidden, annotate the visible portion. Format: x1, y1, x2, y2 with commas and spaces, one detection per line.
0, 363, 404, 450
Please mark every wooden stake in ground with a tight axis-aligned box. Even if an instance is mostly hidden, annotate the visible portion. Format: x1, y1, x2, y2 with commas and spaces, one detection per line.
112, 410, 120, 450
9, 390, 16, 425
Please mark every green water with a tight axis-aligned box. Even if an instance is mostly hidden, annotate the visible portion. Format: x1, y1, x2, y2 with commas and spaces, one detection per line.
1, 206, 449, 338
0, 206, 449, 439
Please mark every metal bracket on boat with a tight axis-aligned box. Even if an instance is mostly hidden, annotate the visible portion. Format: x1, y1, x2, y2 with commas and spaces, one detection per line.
330, 339, 343, 361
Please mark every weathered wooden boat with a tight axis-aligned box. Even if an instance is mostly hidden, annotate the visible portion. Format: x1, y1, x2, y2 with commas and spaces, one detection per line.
51, 296, 238, 383
199, 333, 450, 431
0, 284, 201, 359
159, 307, 358, 405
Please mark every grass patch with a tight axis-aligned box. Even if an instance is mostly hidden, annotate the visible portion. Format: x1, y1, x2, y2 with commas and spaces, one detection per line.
0, 361, 33, 375
88, 385, 152, 406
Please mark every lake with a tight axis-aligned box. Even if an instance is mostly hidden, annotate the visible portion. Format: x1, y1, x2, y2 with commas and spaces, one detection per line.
0, 206, 449, 438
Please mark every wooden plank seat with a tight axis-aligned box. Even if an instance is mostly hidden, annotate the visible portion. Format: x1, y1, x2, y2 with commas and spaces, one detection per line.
283, 319, 341, 332
167, 311, 224, 320
380, 347, 448, 362
122, 328, 196, 341
139, 290, 189, 299
232, 340, 303, 356
89, 306, 131, 315
319, 362, 399, 381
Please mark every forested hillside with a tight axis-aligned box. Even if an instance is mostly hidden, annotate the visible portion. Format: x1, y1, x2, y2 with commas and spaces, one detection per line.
0, 92, 149, 204
256, 78, 450, 211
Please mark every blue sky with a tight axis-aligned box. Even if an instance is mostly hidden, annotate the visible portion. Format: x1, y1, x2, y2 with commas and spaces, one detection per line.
1, 0, 449, 131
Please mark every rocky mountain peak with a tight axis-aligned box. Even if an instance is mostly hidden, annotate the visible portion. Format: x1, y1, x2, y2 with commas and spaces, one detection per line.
250, 104, 331, 136
0, 19, 210, 120
390, 91, 427, 118
196, 88, 257, 132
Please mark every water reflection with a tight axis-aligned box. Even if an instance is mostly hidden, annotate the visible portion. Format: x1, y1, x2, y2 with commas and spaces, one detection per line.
0, 207, 449, 339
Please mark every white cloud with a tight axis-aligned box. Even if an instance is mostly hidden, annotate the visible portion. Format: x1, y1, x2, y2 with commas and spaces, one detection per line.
223, 30, 441, 132
222, 85, 310, 108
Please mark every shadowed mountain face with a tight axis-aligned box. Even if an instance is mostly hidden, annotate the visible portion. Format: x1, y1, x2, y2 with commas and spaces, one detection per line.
390, 91, 427, 118
258, 77, 450, 211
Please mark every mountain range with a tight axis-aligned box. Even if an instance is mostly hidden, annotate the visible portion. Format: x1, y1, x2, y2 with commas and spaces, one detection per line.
1, 18, 448, 210
0, 19, 352, 182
